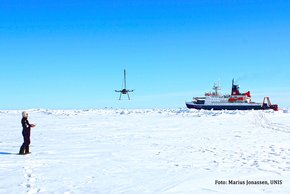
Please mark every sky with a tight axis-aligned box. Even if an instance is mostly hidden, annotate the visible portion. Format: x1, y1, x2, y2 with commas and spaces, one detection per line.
0, 0, 289, 109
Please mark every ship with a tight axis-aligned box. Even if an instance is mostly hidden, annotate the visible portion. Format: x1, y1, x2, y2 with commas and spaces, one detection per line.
186, 79, 278, 111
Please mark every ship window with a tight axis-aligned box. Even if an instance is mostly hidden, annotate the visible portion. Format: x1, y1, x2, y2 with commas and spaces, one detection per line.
196, 100, 205, 104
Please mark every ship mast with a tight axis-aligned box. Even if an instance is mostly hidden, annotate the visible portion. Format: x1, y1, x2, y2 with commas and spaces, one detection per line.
213, 81, 221, 96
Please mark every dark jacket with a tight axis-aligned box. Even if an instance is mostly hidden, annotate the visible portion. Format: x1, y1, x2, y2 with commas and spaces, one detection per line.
21, 118, 31, 135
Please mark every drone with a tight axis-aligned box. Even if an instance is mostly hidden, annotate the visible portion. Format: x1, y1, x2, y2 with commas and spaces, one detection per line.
115, 69, 134, 100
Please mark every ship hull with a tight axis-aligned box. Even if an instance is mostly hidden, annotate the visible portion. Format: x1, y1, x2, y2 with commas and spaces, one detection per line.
186, 102, 268, 110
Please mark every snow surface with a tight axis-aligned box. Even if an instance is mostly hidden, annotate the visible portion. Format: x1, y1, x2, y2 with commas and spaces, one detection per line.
1, 108, 290, 194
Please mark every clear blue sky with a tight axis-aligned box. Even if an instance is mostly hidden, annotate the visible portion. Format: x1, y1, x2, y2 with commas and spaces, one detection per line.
0, 0, 289, 109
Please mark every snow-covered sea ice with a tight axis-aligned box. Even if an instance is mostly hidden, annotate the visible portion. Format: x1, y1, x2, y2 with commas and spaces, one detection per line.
0, 109, 290, 194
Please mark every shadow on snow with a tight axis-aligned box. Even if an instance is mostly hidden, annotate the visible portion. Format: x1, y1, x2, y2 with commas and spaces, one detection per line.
0, 152, 15, 155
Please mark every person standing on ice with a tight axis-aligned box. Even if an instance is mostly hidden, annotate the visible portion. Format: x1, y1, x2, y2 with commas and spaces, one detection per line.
19, 111, 36, 155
